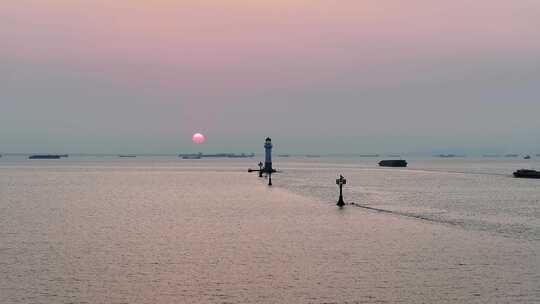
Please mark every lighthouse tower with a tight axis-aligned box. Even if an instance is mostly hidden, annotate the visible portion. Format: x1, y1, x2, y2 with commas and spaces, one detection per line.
247, 137, 276, 186
264, 137, 273, 173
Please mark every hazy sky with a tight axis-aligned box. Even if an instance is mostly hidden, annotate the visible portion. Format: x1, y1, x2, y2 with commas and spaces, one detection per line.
2, 0, 540, 154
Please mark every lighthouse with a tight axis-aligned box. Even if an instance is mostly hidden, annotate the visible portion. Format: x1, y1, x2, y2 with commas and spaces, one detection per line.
248, 137, 277, 186
264, 137, 273, 186
264, 137, 273, 174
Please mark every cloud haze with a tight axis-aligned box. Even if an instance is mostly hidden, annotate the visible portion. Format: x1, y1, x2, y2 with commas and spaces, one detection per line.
1, 0, 539, 154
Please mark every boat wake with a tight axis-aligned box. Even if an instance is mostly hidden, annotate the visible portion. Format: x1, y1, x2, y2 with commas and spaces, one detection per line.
349, 203, 459, 225
348, 203, 540, 241
394, 168, 509, 177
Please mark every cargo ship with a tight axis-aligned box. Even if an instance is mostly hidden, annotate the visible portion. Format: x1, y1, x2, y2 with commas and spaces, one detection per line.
29, 154, 62, 159
178, 153, 254, 159
226, 153, 255, 158
437, 154, 456, 158
513, 169, 540, 179
182, 155, 202, 159
379, 160, 407, 167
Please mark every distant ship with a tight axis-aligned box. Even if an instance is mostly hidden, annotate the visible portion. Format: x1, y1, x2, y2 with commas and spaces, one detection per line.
179, 153, 202, 159
505, 154, 519, 158
29, 154, 62, 159
513, 169, 540, 179
118, 155, 137, 158
182, 155, 202, 159
437, 154, 456, 158
437, 154, 466, 158
278, 154, 290, 157
226, 153, 255, 158
178, 153, 254, 159
379, 160, 408, 167
359, 154, 379, 157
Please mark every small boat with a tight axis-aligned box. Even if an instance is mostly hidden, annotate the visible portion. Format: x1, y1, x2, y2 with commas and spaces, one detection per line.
29, 154, 62, 159
513, 169, 540, 178
524, 155, 531, 159
379, 160, 407, 167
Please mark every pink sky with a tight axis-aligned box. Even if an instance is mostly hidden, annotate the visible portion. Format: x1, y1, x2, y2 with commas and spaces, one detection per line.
4, 1, 539, 86
2, 1, 540, 153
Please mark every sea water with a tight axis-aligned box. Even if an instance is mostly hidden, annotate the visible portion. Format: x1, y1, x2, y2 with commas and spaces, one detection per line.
279, 157, 540, 241
0, 156, 538, 303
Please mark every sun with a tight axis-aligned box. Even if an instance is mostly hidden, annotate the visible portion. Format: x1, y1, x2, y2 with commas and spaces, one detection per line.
192, 133, 206, 144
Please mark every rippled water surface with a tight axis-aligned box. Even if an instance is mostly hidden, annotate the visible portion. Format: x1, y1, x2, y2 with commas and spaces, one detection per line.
279, 157, 540, 241
1, 156, 539, 303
